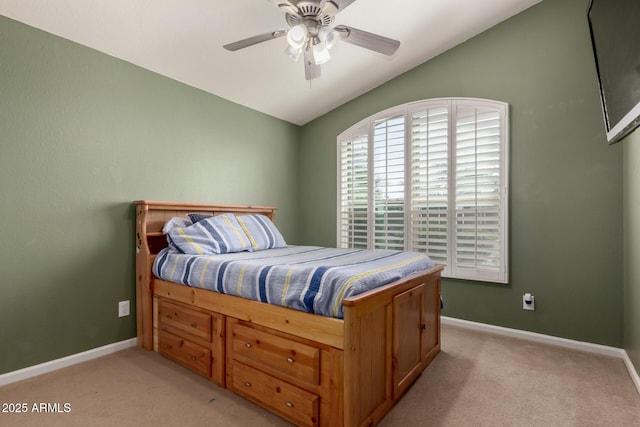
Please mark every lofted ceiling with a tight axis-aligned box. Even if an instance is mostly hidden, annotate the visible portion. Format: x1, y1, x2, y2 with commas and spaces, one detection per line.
0, 0, 542, 125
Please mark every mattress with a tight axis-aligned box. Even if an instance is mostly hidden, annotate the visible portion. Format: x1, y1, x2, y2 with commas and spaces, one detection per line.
152, 245, 435, 318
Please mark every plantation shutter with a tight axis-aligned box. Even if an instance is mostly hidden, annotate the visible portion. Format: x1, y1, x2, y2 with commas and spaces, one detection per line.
409, 104, 450, 266
452, 101, 507, 281
337, 98, 508, 284
373, 115, 405, 250
338, 130, 369, 249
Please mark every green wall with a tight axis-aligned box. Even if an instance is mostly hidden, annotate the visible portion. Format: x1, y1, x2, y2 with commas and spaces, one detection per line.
624, 129, 640, 373
0, 16, 300, 374
299, 0, 623, 346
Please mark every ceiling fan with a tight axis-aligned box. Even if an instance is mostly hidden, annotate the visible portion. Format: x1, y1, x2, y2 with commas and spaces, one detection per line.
223, 0, 400, 80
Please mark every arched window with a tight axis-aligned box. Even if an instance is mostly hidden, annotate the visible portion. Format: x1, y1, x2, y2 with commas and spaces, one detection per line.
337, 98, 509, 283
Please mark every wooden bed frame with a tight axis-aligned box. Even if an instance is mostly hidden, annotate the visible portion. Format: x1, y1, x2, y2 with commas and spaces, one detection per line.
134, 200, 443, 427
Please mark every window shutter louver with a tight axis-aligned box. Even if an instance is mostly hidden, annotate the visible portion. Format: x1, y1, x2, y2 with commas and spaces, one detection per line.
373, 115, 405, 250
409, 105, 450, 267
453, 104, 505, 280
339, 132, 369, 249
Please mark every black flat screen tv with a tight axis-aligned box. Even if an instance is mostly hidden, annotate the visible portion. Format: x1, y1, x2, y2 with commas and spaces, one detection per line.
587, 0, 640, 144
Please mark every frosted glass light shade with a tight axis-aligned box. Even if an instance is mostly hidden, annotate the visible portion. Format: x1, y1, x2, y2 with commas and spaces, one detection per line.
313, 42, 331, 64
325, 30, 339, 49
319, 27, 339, 50
285, 45, 302, 62
287, 24, 307, 49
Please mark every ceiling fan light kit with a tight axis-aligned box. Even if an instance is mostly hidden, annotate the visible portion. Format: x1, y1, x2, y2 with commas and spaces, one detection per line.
319, 27, 339, 50
223, 0, 400, 80
285, 44, 303, 62
312, 41, 332, 65
287, 24, 308, 49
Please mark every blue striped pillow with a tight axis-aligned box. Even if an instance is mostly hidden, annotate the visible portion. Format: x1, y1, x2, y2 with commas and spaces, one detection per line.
167, 213, 251, 254
237, 214, 287, 251
187, 213, 212, 223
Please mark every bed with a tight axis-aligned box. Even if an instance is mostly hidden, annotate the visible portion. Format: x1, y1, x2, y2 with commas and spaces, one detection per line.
134, 200, 443, 427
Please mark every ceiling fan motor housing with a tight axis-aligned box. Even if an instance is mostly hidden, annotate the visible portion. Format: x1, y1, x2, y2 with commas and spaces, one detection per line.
285, 1, 336, 28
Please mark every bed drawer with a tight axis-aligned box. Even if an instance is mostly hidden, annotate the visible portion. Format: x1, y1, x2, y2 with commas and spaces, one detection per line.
231, 361, 319, 427
158, 330, 211, 377
230, 322, 321, 385
158, 299, 212, 342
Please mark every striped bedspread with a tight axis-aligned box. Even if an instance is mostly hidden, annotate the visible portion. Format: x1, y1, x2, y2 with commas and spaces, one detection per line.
152, 246, 435, 318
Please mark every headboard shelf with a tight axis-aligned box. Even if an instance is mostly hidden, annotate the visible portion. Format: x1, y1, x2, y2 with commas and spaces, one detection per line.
133, 200, 277, 216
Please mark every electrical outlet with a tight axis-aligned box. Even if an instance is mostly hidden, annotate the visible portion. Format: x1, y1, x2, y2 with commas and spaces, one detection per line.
522, 293, 535, 311
118, 300, 130, 317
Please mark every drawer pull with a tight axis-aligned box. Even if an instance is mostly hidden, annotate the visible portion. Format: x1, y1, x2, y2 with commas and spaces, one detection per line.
245, 343, 252, 348
191, 323, 197, 328
285, 402, 294, 408
244, 382, 252, 388
286, 357, 294, 364
191, 356, 197, 361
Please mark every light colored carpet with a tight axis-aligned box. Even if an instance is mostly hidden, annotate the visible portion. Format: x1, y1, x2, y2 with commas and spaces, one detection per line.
1, 324, 638, 427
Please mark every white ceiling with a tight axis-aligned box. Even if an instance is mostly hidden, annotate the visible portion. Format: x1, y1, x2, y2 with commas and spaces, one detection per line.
0, 0, 541, 125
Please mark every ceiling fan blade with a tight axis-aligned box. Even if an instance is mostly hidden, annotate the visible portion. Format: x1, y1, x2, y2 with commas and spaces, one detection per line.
333, 25, 400, 56
223, 30, 287, 51
268, 0, 298, 15
304, 47, 321, 80
320, 0, 357, 17
319, 1, 338, 16
332, 0, 358, 13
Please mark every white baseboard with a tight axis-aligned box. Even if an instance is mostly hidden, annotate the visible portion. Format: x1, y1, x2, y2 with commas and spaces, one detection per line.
442, 316, 640, 396
0, 338, 137, 387
622, 350, 640, 396
441, 316, 623, 357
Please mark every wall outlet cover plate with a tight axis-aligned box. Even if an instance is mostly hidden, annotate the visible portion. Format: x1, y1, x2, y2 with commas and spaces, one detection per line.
118, 300, 130, 317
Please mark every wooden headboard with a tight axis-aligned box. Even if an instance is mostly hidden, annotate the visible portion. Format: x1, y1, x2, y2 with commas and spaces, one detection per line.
132, 200, 278, 349
133, 200, 278, 256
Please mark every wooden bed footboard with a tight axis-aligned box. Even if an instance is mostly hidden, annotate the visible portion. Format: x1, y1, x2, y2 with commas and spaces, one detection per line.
134, 200, 443, 427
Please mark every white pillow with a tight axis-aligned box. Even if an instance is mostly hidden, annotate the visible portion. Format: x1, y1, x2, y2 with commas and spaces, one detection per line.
162, 217, 193, 234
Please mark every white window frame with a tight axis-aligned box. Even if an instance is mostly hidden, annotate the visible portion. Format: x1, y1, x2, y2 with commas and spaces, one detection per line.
337, 98, 509, 284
